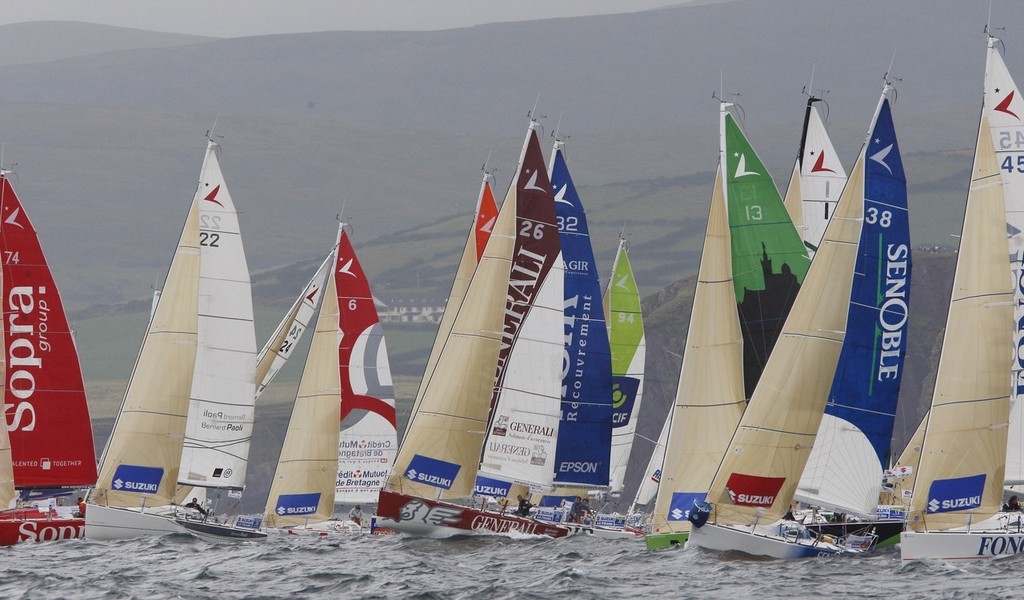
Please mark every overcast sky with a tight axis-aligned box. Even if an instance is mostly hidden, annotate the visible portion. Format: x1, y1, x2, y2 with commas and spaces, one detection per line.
0, 0, 698, 37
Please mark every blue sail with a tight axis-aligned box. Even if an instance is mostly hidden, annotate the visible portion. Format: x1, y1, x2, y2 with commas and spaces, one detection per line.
549, 145, 613, 487
827, 96, 910, 467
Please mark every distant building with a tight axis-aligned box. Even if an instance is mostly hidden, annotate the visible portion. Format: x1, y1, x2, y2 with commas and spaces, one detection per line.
378, 296, 447, 324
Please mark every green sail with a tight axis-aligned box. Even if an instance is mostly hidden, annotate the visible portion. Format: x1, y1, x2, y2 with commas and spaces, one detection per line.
723, 110, 810, 398
605, 239, 644, 375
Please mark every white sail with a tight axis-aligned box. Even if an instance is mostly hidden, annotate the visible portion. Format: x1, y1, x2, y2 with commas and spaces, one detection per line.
783, 98, 848, 258
255, 253, 333, 400
334, 228, 399, 505
987, 40, 1024, 486
631, 410, 669, 511
477, 127, 564, 490
177, 141, 258, 490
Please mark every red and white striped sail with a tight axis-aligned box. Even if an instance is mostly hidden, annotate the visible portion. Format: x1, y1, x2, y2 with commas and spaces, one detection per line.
0, 174, 97, 488
335, 229, 398, 504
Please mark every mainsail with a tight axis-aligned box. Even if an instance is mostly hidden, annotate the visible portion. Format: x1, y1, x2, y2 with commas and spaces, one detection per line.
547, 139, 612, 492
906, 37, 1016, 531
724, 104, 811, 399
795, 84, 911, 517
255, 254, 333, 400
335, 229, 398, 504
475, 127, 564, 491
0, 173, 97, 489
987, 38, 1024, 487
385, 124, 540, 500
93, 140, 251, 507
649, 165, 745, 535
605, 237, 645, 494
176, 142, 258, 491
782, 95, 849, 258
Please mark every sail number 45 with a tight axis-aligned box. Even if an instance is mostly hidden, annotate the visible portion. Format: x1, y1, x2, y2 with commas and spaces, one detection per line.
998, 130, 1024, 149
1002, 155, 1024, 174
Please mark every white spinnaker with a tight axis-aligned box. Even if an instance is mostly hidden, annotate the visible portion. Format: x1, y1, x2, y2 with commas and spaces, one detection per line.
178, 141, 258, 490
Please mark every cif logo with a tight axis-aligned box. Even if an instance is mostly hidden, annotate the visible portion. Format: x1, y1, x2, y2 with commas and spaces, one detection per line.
397, 499, 462, 526
612, 382, 629, 410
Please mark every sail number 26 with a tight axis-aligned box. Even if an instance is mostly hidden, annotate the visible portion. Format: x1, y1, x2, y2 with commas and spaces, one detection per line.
519, 220, 546, 239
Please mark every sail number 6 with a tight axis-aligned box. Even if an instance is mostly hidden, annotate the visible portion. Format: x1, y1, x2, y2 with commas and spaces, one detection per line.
519, 220, 545, 239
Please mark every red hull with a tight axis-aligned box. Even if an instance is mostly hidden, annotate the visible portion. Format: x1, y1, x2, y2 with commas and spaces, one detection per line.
0, 509, 83, 545
377, 490, 569, 538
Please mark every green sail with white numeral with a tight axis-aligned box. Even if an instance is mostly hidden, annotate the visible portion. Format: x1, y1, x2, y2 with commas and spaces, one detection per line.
723, 106, 811, 399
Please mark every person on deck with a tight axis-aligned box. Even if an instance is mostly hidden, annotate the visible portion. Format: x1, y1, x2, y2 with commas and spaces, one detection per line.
75, 497, 86, 518
184, 497, 208, 518
515, 495, 532, 518
348, 505, 363, 525
567, 496, 583, 523
1004, 495, 1022, 512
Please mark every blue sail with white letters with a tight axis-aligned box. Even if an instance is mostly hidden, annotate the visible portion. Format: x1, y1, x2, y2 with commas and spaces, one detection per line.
795, 85, 910, 517
548, 144, 613, 487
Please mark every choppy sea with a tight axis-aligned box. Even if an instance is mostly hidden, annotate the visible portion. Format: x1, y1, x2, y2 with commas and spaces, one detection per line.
2, 531, 1022, 599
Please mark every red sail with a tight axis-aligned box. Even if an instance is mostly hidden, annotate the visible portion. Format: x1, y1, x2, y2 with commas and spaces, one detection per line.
489, 127, 562, 409
336, 230, 397, 426
474, 181, 498, 262
0, 175, 97, 487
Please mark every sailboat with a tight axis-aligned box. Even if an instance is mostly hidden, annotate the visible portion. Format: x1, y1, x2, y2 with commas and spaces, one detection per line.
376, 122, 570, 538
627, 409, 669, 519
795, 83, 910, 549
687, 80, 898, 559
605, 237, 646, 499
644, 156, 746, 551
530, 137, 618, 533
264, 224, 397, 535
86, 138, 265, 541
900, 34, 1024, 561
782, 89, 849, 258
644, 99, 808, 550
0, 173, 99, 545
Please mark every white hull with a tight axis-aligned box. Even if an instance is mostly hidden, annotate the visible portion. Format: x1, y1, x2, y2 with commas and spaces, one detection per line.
901, 529, 1024, 560
688, 522, 857, 559
565, 524, 644, 540
266, 520, 365, 537
84, 504, 186, 540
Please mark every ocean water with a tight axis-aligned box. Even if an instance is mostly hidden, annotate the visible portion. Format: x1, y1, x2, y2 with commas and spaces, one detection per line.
2, 532, 1022, 599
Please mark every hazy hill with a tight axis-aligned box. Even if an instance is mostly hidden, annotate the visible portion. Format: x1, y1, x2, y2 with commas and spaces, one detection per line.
0, 21, 211, 67
0, 0, 1010, 310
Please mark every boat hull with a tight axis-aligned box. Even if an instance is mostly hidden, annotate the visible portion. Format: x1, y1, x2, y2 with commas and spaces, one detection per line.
377, 490, 569, 538
688, 522, 852, 559
83, 504, 185, 540
806, 520, 903, 549
901, 530, 1024, 560
175, 518, 267, 542
0, 512, 83, 546
645, 531, 689, 550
